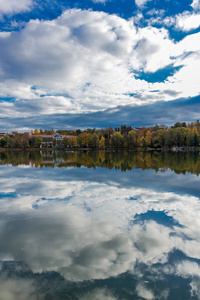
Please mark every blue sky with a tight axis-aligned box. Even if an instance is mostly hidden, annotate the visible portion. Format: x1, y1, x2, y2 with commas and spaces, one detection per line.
0, 0, 200, 130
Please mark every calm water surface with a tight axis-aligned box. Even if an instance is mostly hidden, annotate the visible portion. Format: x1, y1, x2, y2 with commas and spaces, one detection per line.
0, 150, 200, 300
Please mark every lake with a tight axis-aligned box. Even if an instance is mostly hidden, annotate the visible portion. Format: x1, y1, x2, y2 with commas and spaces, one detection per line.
0, 150, 200, 300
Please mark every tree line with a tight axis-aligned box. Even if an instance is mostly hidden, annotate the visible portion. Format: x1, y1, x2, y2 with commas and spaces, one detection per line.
0, 121, 200, 149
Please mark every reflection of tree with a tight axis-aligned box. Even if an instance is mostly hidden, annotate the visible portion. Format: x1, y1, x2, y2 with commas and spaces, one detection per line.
1, 150, 200, 175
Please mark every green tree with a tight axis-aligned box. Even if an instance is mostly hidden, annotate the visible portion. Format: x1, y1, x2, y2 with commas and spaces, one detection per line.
35, 136, 43, 147
187, 132, 194, 146
141, 137, 147, 147
165, 130, 173, 148
127, 130, 137, 147
22, 138, 29, 149
145, 130, 151, 146
173, 129, 182, 147
111, 132, 124, 148
194, 133, 199, 147
82, 132, 91, 147
89, 134, 99, 148
0, 137, 8, 147
157, 130, 165, 147
78, 132, 91, 147
71, 137, 77, 147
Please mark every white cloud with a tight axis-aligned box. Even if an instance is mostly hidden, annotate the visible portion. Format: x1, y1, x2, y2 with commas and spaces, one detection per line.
0, 10, 140, 112
131, 26, 173, 72
149, 11, 200, 32
191, 0, 200, 10
0, 32, 11, 38
0, 9, 199, 118
92, 0, 108, 3
146, 9, 165, 16
168, 11, 200, 31
135, 0, 152, 8
0, 0, 32, 16
176, 12, 200, 31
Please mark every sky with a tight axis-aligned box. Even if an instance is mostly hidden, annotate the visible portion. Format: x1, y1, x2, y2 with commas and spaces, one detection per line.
0, 0, 200, 131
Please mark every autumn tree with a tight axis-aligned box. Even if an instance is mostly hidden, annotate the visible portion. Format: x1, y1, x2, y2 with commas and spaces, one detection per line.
127, 130, 137, 147
78, 132, 91, 147
145, 130, 151, 146
89, 134, 99, 148
111, 132, 124, 148
99, 136, 105, 149
34, 129, 39, 135
157, 130, 165, 147
35, 136, 43, 147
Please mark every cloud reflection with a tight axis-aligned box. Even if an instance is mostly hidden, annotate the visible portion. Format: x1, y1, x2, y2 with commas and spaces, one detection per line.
0, 164, 200, 298
0, 277, 36, 300
0, 206, 135, 281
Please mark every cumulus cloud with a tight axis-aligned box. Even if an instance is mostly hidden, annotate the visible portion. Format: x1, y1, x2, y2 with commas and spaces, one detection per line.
176, 12, 200, 31
135, 0, 152, 8
7, 10, 135, 88
0, 9, 139, 112
164, 11, 200, 31
191, 0, 200, 10
0, 8, 199, 121
0, 0, 33, 16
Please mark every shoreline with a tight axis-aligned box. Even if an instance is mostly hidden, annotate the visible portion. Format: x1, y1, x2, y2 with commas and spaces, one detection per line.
0, 146, 200, 152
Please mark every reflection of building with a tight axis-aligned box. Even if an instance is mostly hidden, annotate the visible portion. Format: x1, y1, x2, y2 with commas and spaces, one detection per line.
40, 150, 64, 165
40, 150, 54, 163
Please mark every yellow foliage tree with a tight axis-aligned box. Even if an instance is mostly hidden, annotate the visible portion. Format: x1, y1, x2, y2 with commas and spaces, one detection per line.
34, 129, 39, 135
99, 136, 105, 149
145, 130, 151, 146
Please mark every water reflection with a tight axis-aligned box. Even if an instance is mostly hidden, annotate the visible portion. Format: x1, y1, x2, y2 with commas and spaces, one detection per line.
0, 151, 200, 299
0, 150, 200, 175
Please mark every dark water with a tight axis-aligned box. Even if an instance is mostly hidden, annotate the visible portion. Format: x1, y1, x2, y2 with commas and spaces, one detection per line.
0, 150, 200, 300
